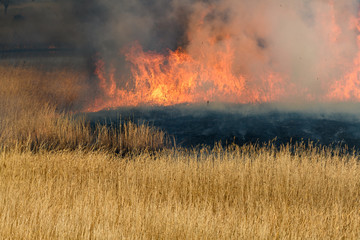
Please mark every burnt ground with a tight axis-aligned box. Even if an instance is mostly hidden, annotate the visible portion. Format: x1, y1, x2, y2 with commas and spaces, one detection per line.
2, 47, 360, 150
85, 104, 360, 149
2, 50, 360, 149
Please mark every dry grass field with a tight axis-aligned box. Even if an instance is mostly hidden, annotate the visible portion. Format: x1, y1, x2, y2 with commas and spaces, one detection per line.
0, 65, 360, 239
0, 64, 167, 153
1, 145, 360, 239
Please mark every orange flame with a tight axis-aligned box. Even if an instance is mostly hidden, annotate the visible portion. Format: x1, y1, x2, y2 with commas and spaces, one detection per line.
327, 10, 360, 101
86, 42, 290, 112
85, 2, 360, 112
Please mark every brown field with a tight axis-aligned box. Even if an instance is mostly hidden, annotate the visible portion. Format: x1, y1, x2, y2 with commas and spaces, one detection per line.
0, 65, 360, 239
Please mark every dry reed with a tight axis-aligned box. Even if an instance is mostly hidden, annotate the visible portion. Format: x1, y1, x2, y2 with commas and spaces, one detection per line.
0, 145, 359, 239
0, 65, 167, 152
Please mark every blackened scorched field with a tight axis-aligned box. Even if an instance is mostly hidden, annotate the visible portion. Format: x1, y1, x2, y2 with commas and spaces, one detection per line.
85, 103, 360, 149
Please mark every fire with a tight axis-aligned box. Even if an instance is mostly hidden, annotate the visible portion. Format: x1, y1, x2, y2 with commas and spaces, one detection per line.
86, 42, 290, 112
85, 1, 360, 112
327, 13, 360, 101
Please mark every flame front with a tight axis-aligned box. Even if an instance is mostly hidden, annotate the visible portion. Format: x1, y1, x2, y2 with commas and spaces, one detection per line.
86, 1, 360, 112
87, 43, 288, 112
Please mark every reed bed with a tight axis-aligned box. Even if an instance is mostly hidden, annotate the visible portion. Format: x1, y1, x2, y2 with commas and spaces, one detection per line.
0, 65, 167, 153
0, 144, 359, 239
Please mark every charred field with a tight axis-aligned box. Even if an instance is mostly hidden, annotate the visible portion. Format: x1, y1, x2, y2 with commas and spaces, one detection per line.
86, 103, 360, 149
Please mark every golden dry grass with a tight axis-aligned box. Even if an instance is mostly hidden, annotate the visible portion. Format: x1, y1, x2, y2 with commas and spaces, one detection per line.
0, 65, 167, 152
0, 63, 87, 111
0, 145, 359, 239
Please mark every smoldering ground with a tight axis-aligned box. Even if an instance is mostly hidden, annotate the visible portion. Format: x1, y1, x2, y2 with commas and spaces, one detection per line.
85, 103, 360, 148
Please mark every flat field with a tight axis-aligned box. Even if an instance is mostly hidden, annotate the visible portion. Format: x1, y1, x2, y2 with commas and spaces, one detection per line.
0, 64, 360, 239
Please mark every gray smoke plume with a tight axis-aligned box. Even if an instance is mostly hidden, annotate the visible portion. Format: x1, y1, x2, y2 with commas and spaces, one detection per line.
92, 1, 359, 108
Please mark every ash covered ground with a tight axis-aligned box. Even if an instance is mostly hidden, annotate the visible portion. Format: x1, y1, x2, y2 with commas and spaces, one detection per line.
86, 104, 360, 148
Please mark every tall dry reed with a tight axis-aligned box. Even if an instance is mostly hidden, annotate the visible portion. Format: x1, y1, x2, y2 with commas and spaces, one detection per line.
0, 144, 359, 239
0, 65, 168, 152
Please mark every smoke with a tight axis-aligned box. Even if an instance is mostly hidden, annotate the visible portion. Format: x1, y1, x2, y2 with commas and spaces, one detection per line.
76, 0, 360, 109
2, 0, 360, 110
73, 0, 190, 53
182, 0, 359, 101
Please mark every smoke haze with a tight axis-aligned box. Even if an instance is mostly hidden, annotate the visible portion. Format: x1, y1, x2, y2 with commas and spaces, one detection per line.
83, 0, 360, 108
2, 0, 360, 111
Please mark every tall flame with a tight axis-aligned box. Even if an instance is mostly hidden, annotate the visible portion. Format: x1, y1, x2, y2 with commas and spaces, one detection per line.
86, 1, 360, 112
327, 12, 360, 101
87, 42, 290, 112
